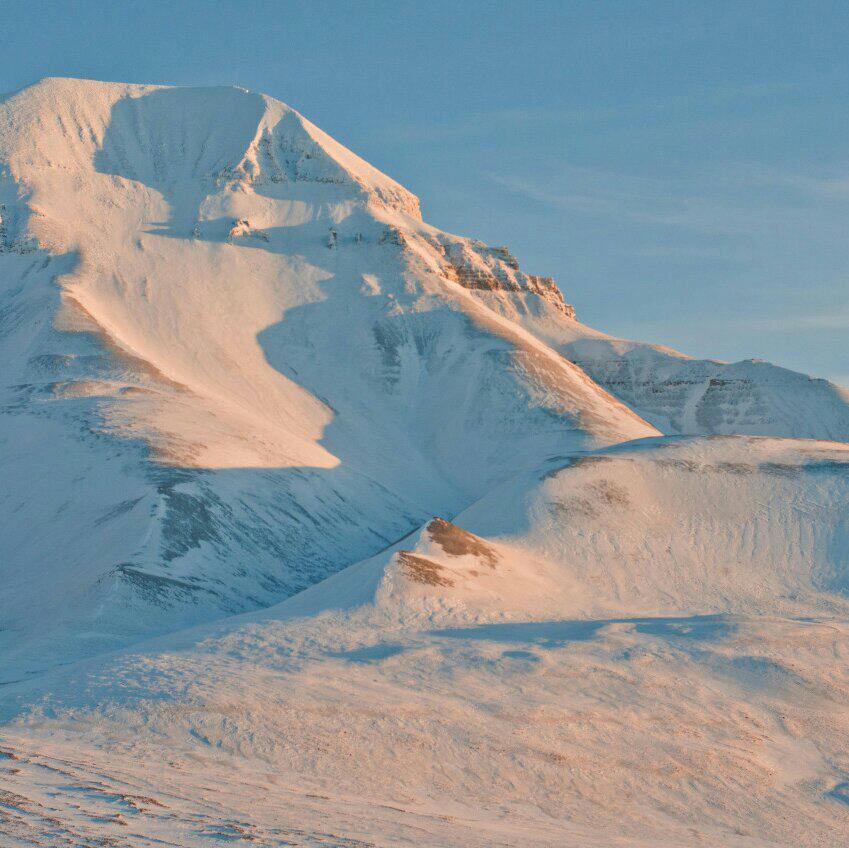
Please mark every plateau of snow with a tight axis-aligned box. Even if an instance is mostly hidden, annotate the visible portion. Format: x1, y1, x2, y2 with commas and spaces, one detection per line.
1, 78, 848, 847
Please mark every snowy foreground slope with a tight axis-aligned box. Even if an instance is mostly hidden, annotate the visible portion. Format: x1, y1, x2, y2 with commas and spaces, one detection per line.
2, 437, 849, 846
2, 78, 849, 846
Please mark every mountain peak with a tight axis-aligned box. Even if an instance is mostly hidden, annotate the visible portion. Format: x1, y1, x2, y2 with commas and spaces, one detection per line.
1, 76, 422, 219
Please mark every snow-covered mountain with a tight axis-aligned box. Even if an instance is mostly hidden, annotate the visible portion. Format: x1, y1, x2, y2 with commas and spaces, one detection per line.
2, 79, 846, 678
2, 77, 849, 846
0, 78, 656, 674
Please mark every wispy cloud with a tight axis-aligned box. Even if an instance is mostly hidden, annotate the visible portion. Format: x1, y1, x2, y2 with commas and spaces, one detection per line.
613, 307, 849, 338
488, 162, 849, 244
375, 79, 806, 145
722, 164, 849, 200
375, 107, 567, 144
490, 168, 767, 237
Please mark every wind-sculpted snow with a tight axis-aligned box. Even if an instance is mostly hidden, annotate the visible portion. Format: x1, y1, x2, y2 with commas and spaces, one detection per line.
2, 437, 849, 846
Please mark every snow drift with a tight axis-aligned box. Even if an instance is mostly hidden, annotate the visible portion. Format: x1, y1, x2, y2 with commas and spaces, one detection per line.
2, 436, 849, 846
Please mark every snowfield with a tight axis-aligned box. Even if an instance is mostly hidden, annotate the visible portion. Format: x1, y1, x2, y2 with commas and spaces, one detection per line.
1, 78, 849, 846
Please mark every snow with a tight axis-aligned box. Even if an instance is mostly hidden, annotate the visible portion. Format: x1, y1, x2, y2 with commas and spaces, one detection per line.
481, 297, 849, 440
3, 436, 849, 846
1, 77, 849, 846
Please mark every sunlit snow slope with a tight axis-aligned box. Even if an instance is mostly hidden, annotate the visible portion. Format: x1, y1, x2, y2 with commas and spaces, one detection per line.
2, 436, 848, 846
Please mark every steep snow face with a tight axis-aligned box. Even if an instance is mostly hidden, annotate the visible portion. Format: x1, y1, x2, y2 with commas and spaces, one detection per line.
0, 78, 655, 674
2, 436, 849, 846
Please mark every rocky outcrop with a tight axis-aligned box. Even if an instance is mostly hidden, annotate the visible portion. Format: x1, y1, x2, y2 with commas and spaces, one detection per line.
434, 237, 576, 318
0, 202, 36, 254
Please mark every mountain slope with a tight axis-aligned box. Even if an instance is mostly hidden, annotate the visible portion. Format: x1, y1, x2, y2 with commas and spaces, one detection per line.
2, 436, 848, 846
0, 78, 655, 675
470, 283, 849, 438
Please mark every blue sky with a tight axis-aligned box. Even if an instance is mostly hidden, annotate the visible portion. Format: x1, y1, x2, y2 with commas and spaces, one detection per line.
2, 1, 847, 385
